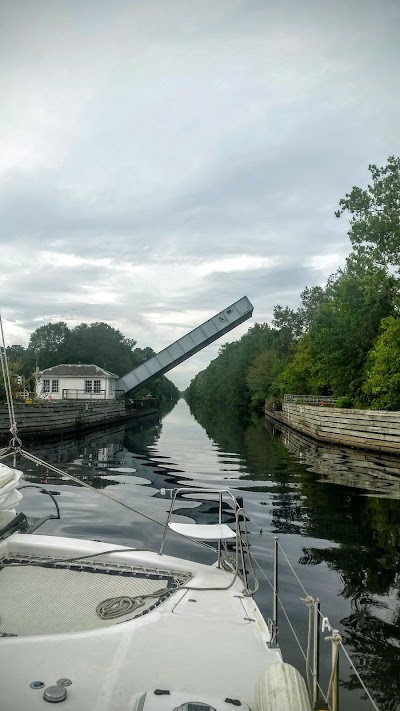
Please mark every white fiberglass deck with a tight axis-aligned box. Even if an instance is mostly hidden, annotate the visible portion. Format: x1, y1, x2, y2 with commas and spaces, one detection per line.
0, 534, 283, 711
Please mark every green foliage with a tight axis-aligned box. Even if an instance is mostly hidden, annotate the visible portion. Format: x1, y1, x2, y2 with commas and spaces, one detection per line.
363, 317, 400, 410
187, 324, 277, 408
66, 322, 136, 376
277, 336, 322, 396
307, 267, 397, 399
245, 349, 284, 408
6, 344, 25, 361
0, 359, 23, 401
273, 286, 329, 337
335, 155, 400, 270
27, 322, 71, 369
335, 397, 353, 408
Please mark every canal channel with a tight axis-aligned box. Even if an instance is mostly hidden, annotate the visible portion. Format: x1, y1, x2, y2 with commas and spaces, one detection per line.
9, 398, 400, 711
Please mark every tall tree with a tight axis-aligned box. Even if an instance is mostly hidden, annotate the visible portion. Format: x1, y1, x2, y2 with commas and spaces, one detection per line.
27, 322, 71, 370
245, 349, 284, 407
307, 267, 396, 399
363, 316, 400, 410
6, 344, 25, 362
66, 322, 136, 376
335, 155, 400, 270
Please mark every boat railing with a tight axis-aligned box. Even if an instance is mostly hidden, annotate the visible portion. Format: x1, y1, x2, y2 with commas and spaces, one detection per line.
159, 487, 254, 592
259, 535, 381, 711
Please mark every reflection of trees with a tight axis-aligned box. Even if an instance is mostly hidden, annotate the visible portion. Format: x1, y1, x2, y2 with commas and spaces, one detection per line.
123, 416, 162, 453
187, 398, 252, 454
188, 398, 400, 711
173, 499, 236, 525
340, 610, 400, 711
160, 396, 179, 419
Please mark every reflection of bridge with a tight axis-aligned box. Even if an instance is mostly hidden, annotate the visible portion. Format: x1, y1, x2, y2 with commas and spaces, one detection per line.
268, 419, 400, 498
117, 296, 253, 395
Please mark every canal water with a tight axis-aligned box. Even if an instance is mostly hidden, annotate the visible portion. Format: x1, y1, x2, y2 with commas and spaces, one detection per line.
10, 398, 400, 711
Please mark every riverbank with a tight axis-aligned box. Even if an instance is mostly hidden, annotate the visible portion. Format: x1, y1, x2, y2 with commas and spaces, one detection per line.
265, 402, 400, 455
0, 398, 159, 437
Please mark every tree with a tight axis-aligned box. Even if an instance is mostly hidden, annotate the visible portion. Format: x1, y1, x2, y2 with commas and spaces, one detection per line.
363, 316, 400, 409
27, 322, 71, 370
273, 286, 328, 338
335, 155, 400, 270
246, 349, 284, 407
29, 322, 70, 354
6, 344, 25, 362
66, 322, 136, 376
277, 335, 322, 396
272, 305, 303, 339
306, 266, 397, 399
0, 358, 23, 402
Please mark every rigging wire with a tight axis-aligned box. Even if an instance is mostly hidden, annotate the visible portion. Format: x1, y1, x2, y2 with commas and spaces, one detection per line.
14, 447, 217, 553
0, 314, 19, 445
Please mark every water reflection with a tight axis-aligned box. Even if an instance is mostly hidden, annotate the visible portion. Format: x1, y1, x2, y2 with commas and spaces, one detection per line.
6, 398, 400, 711
188, 399, 400, 711
270, 417, 400, 497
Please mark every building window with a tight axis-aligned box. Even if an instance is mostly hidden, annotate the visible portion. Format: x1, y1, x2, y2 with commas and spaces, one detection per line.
51, 379, 59, 393
43, 379, 50, 393
85, 380, 93, 393
93, 379, 101, 393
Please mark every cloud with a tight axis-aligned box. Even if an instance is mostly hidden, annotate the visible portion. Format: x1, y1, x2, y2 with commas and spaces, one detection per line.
1, 0, 399, 388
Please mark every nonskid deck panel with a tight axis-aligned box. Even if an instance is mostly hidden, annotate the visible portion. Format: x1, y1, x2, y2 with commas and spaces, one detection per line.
0, 554, 191, 636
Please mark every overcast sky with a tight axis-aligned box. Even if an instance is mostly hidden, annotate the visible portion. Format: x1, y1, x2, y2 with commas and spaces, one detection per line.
1, 1, 399, 388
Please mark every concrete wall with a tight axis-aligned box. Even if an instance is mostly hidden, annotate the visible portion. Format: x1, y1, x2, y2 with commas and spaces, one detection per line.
265, 402, 400, 455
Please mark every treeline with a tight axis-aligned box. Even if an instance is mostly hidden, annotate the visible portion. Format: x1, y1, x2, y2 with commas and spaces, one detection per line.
187, 156, 400, 411
3, 321, 179, 402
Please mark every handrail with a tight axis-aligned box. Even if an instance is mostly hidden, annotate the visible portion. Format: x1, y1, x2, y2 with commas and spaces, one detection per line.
284, 394, 338, 404
61, 388, 107, 399
159, 487, 255, 593
159, 487, 240, 560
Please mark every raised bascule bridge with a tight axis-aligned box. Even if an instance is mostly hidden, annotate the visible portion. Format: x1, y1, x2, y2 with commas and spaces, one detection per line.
0, 297, 254, 435
117, 295, 254, 396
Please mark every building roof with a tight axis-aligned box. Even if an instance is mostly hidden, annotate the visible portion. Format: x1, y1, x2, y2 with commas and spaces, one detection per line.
39, 364, 119, 379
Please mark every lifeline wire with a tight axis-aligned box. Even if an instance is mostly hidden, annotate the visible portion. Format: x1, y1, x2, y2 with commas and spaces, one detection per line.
251, 554, 331, 708
251, 532, 381, 711
315, 605, 381, 711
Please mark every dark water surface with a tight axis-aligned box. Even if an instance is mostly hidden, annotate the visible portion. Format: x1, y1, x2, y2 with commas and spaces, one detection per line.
12, 398, 400, 711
